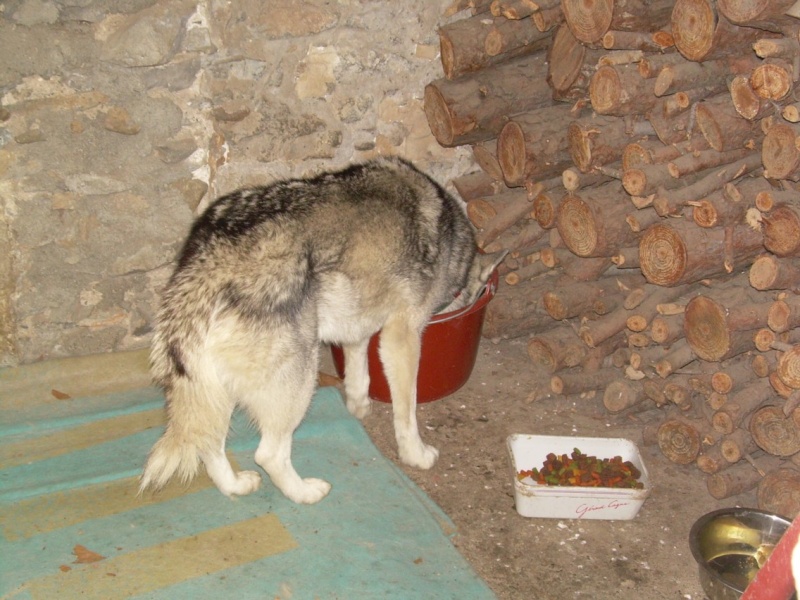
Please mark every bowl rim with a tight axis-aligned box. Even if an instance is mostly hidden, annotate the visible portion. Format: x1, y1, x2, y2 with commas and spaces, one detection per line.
688, 506, 792, 592
430, 268, 499, 325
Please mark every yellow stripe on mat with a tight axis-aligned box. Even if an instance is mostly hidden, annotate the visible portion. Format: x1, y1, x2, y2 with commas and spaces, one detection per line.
26, 513, 298, 600
0, 408, 165, 469
0, 460, 241, 541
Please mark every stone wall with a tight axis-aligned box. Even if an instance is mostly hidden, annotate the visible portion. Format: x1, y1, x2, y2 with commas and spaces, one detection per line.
0, 0, 473, 366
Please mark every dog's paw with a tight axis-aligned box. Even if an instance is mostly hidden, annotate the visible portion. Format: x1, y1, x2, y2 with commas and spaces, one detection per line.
346, 396, 372, 420
399, 442, 439, 470
219, 470, 262, 497
285, 478, 332, 504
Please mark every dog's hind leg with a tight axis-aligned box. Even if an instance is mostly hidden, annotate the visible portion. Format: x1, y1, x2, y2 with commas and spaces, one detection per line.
243, 346, 332, 504
201, 441, 262, 497
379, 316, 439, 469
342, 339, 372, 419
141, 365, 260, 497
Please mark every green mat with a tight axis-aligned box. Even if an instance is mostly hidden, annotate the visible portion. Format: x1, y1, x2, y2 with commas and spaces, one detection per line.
0, 354, 495, 599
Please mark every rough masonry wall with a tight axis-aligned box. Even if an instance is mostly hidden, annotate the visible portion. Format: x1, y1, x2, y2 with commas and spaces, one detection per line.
0, 0, 472, 365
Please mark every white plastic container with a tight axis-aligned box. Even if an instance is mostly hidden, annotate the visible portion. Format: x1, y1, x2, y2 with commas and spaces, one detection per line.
507, 434, 652, 520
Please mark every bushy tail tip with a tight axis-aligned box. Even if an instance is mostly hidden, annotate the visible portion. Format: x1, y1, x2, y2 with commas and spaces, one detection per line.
139, 432, 201, 494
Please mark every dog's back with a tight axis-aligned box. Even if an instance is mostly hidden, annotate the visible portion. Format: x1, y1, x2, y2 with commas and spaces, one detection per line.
151, 157, 476, 386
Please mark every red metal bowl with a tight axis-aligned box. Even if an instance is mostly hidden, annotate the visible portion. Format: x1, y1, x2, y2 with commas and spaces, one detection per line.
330, 269, 498, 403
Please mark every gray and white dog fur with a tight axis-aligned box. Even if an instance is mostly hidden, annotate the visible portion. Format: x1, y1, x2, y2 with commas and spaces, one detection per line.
140, 157, 502, 504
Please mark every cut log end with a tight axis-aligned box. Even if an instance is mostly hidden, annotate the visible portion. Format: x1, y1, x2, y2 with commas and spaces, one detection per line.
589, 65, 621, 115
763, 205, 800, 257
749, 255, 780, 290
556, 195, 597, 257
658, 418, 702, 464
423, 84, 456, 147
497, 121, 527, 187
671, 0, 716, 62
561, 0, 613, 44
639, 224, 687, 287
684, 295, 731, 362
762, 124, 800, 182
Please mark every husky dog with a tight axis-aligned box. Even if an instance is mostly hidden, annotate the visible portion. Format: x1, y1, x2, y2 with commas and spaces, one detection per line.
140, 157, 500, 504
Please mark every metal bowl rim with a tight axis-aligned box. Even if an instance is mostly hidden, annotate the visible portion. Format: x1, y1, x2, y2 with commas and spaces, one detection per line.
689, 507, 792, 592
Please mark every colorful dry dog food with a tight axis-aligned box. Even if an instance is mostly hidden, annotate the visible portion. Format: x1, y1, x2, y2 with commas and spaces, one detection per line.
517, 448, 644, 489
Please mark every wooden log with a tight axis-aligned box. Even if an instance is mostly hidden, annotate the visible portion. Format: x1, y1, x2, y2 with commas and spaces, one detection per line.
730, 75, 772, 122
697, 445, 730, 474
763, 204, 800, 257
603, 379, 649, 413
531, 189, 560, 229
762, 123, 800, 182
671, 0, 777, 62
707, 454, 783, 499
623, 147, 752, 198
533, 5, 564, 32
639, 220, 764, 287
561, 0, 674, 44
718, 0, 799, 33
466, 188, 531, 229
758, 466, 800, 518
539, 247, 613, 280
589, 63, 658, 117
490, 0, 547, 19
750, 60, 794, 102
527, 326, 588, 372
753, 186, 796, 213
654, 338, 696, 378
497, 105, 575, 186
472, 142, 504, 182
568, 115, 654, 173
720, 428, 758, 463
750, 405, 800, 456
504, 254, 550, 285
750, 255, 800, 292
658, 416, 707, 464
602, 29, 674, 52
695, 94, 762, 152
752, 352, 774, 379
562, 168, 613, 193
638, 52, 686, 80
438, 13, 551, 80
651, 313, 684, 345
550, 367, 620, 395
579, 283, 690, 348
424, 52, 552, 147
711, 355, 760, 394
644, 94, 696, 147
546, 24, 603, 102
556, 182, 649, 258
476, 184, 543, 249
542, 274, 644, 320
452, 171, 504, 201
622, 138, 680, 170
684, 293, 772, 362
711, 378, 774, 434
691, 176, 767, 229
778, 345, 800, 390
651, 154, 762, 217
769, 297, 800, 333
653, 56, 758, 98
755, 37, 800, 61
482, 277, 553, 339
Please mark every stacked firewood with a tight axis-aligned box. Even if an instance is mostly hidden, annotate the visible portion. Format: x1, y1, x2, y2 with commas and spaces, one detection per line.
428, 0, 800, 515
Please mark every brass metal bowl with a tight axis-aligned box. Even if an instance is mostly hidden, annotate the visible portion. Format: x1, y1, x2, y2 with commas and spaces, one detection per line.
689, 508, 792, 600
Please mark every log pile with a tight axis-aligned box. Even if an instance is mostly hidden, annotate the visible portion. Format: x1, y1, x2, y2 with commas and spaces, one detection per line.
430, 0, 800, 515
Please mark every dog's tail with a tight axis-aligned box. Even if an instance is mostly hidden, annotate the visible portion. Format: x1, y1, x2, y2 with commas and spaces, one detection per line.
139, 362, 231, 494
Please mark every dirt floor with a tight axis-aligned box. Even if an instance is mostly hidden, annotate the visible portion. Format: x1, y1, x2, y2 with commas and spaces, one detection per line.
331, 336, 756, 600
